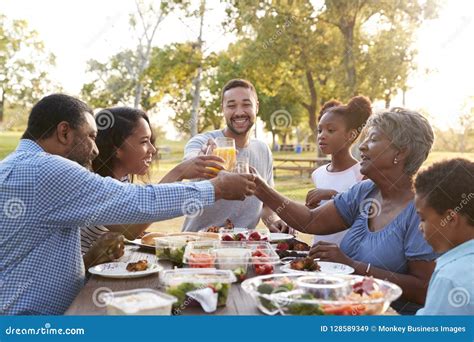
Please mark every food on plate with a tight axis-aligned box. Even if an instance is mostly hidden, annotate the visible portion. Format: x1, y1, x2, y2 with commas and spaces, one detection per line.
290, 257, 321, 272
252, 250, 274, 275
276, 239, 310, 252
126, 259, 148, 272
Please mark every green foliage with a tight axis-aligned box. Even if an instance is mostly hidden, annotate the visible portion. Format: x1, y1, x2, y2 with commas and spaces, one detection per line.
0, 14, 56, 125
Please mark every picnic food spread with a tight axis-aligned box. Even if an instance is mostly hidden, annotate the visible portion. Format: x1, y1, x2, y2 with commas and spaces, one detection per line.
85, 225, 402, 316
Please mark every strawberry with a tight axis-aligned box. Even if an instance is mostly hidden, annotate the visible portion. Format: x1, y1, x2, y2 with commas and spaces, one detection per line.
221, 234, 234, 241
234, 233, 246, 241
248, 231, 261, 241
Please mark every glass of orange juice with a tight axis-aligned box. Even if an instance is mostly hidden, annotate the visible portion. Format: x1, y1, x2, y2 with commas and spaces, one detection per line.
212, 137, 237, 172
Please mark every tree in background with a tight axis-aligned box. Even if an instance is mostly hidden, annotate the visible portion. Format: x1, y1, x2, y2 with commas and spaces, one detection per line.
81, 0, 188, 110
0, 14, 55, 126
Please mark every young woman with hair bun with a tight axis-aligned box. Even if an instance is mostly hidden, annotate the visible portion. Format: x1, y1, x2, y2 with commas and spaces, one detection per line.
306, 96, 372, 246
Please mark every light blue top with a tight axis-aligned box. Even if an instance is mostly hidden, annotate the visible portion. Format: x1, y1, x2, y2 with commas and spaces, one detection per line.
334, 180, 438, 274
0, 139, 215, 315
417, 239, 474, 315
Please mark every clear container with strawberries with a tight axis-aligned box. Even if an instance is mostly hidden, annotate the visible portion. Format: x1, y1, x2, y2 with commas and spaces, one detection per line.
183, 240, 279, 282
218, 227, 270, 242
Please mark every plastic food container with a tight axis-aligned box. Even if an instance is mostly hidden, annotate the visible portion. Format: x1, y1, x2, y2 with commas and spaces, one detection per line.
242, 274, 402, 316
241, 273, 301, 315
100, 289, 177, 315
154, 235, 200, 266
183, 241, 280, 281
160, 268, 236, 309
296, 275, 352, 299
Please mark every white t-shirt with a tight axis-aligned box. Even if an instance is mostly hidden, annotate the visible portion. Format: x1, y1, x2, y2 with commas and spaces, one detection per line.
311, 163, 363, 246
182, 130, 274, 232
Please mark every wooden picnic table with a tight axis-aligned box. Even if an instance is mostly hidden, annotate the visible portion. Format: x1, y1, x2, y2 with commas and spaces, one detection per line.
66, 245, 261, 315
273, 157, 330, 177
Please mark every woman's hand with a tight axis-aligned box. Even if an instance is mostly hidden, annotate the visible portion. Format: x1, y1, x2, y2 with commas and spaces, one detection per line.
305, 188, 338, 209
309, 241, 354, 266
177, 155, 225, 180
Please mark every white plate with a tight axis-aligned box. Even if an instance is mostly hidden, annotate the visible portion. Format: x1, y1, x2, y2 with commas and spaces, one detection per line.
280, 261, 354, 275
88, 262, 162, 279
269, 233, 293, 242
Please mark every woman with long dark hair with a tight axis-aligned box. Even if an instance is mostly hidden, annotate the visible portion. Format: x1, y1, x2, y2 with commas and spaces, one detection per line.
81, 107, 224, 266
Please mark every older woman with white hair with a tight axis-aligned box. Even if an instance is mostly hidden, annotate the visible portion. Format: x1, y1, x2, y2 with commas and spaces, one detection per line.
255, 108, 438, 314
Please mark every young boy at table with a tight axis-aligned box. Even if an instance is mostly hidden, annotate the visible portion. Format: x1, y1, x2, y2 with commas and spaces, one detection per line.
414, 158, 474, 315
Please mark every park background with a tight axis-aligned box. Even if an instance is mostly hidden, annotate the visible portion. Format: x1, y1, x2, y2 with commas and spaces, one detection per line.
1, 0, 473, 243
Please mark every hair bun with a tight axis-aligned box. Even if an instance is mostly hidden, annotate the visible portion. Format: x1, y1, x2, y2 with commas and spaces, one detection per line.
347, 96, 372, 120
319, 99, 342, 117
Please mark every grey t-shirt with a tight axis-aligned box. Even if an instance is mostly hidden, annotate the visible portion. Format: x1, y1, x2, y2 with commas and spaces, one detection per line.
182, 130, 274, 232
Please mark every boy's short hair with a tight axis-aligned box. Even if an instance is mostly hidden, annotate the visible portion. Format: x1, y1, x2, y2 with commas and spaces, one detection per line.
221, 79, 258, 104
415, 158, 474, 226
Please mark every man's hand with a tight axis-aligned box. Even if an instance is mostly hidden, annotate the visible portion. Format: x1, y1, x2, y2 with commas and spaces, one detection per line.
210, 171, 256, 201
305, 188, 338, 209
83, 232, 125, 269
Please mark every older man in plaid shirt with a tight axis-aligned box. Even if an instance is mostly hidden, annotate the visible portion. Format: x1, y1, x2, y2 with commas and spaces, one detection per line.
0, 94, 256, 315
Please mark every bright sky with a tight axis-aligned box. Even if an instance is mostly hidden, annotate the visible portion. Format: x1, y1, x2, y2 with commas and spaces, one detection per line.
1, 0, 473, 137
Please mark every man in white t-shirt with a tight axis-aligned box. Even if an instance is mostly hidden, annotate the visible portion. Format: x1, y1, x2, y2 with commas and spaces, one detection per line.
182, 79, 289, 232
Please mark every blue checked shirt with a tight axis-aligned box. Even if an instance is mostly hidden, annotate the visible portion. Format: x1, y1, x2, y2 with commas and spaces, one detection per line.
0, 139, 215, 315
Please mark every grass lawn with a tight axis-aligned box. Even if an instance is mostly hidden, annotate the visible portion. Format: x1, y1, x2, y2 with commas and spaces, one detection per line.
1, 131, 473, 244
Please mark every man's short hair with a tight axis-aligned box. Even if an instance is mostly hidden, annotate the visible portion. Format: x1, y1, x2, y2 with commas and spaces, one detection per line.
22, 94, 93, 141
221, 79, 258, 104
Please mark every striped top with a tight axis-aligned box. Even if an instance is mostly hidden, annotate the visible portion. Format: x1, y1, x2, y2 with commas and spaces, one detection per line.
80, 176, 130, 255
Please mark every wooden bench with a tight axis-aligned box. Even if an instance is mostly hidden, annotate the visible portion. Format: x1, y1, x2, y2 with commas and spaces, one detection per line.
273, 157, 330, 177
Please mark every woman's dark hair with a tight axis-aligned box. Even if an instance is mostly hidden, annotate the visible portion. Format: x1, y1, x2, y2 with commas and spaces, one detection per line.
318, 96, 372, 140
415, 158, 474, 227
22, 93, 93, 140
92, 107, 156, 178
